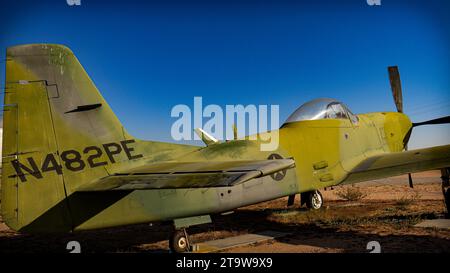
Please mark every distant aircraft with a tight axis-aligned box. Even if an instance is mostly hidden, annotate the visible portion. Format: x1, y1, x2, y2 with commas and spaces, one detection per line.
2, 44, 449, 252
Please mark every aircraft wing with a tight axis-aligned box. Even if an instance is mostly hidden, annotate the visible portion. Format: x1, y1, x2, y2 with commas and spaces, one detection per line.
342, 144, 450, 184
77, 158, 295, 191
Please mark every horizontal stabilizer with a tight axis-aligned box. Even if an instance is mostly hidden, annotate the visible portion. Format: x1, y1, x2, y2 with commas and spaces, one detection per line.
194, 128, 219, 146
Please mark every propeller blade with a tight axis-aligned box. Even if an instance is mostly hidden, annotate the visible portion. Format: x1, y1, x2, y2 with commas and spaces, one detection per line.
408, 173, 414, 188
413, 115, 450, 127
403, 116, 450, 187
402, 127, 413, 150
404, 143, 414, 188
388, 66, 404, 113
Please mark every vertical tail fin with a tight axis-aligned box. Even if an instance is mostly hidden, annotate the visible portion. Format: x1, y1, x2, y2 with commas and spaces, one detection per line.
1, 44, 132, 231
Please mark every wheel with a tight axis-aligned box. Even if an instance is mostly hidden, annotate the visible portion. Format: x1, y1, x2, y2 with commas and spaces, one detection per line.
306, 190, 323, 210
169, 229, 190, 253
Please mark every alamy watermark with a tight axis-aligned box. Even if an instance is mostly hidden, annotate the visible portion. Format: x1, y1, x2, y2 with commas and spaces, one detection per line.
367, 241, 381, 253
66, 241, 81, 253
171, 97, 280, 151
67, 0, 380, 7
67, 0, 81, 6
367, 0, 381, 6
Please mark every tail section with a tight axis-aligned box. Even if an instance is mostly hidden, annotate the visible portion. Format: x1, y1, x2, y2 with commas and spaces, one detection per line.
1, 44, 138, 231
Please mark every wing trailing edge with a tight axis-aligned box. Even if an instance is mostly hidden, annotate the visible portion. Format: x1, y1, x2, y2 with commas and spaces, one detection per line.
77, 158, 296, 191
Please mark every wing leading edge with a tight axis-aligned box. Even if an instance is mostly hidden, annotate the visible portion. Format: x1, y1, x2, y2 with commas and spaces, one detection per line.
77, 159, 296, 191
342, 144, 450, 185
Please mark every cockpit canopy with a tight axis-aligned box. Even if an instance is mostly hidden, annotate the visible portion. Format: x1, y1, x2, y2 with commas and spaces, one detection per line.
284, 98, 358, 125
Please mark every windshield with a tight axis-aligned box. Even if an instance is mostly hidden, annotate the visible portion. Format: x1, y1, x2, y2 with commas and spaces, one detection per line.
284, 98, 357, 124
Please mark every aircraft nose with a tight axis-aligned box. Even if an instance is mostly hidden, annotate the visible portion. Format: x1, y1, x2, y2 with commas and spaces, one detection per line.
383, 112, 412, 152
400, 113, 413, 133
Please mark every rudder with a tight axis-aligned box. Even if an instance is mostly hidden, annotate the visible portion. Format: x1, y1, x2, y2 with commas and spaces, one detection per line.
1, 44, 133, 231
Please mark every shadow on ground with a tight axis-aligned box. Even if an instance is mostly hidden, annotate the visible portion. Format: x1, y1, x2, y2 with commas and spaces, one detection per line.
1, 202, 449, 253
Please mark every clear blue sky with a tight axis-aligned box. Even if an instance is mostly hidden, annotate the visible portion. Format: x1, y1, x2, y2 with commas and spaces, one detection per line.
1, 0, 449, 149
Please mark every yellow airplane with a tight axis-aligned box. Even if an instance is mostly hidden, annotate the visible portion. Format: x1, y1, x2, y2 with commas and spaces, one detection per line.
2, 44, 450, 252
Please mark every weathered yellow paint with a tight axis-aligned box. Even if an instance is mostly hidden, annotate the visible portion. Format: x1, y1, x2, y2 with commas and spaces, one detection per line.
1, 44, 448, 233
382, 112, 412, 152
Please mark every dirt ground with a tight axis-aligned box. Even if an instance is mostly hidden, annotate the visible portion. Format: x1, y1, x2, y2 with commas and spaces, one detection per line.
0, 170, 449, 253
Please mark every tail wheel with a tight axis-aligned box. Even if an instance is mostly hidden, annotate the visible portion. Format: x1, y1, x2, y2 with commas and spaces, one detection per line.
306, 190, 323, 210
169, 229, 190, 253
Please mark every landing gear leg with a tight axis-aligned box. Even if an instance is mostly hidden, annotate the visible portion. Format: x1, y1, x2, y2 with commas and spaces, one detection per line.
169, 228, 191, 253
169, 215, 212, 253
441, 168, 450, 219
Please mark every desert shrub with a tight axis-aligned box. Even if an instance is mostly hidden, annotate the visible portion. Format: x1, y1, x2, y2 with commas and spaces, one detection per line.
395, 191, 421, 209
335, 185, 368, 201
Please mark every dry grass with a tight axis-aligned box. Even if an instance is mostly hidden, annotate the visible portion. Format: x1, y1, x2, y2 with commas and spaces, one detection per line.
394, 191, 422, 209
334, 185, 368, 201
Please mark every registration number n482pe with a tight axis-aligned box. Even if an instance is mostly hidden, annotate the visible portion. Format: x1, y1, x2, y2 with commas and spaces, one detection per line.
9, 139, 143, 182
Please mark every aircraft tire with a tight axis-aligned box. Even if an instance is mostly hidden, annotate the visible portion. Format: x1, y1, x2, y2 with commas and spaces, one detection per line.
306, 190, 323, 210
169, 230, 190, 253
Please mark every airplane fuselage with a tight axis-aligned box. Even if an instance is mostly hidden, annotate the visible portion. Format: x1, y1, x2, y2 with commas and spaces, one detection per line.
61, 111, 412, 231
2, 44, 417, 234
